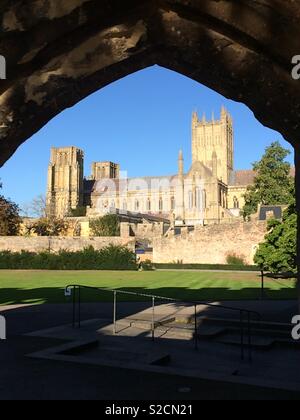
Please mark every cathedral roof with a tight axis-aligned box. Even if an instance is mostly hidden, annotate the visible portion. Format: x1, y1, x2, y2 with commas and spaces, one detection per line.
230, 170, 255, 186
230, 167, 295, 186
188, 161, 213, 178
84, 175, 179, 194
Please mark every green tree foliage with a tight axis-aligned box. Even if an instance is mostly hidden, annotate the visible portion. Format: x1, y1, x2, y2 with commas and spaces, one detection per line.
243, 142, 293, 219
27, 218, 69, 237
0, 181, 21, 236
254, 195, 297, 273
226, 253, 246, 266
68, 207, 87, 217
90, 214, 120, 237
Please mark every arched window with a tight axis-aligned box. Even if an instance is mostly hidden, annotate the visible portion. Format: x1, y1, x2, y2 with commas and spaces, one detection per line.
202, 190, 207, 209
196, 188, 202, 210
147, 198, 151, 211
135, 199, 140, 212
111, 200, 115, 209
122, 200, 127, 211
222, 192, 226, 208
189, 191, 193, 209
233, 196, 240, 209
171, 196, 176, 211
219, 188, 222, 206
159, 197, 163, 211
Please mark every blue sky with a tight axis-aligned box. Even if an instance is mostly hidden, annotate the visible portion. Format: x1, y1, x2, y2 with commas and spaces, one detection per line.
0, 65, 294, 210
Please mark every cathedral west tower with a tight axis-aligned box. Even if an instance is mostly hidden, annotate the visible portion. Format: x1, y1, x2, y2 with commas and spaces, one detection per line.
46, 147, 84, 217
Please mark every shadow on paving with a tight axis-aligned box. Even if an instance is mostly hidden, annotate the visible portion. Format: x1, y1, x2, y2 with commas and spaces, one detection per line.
0, 302, 299, 400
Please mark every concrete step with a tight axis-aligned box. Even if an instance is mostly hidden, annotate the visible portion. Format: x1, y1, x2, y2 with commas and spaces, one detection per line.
176, 315, 292, 333
217, 334, 275, 349
128, 317, 176, 330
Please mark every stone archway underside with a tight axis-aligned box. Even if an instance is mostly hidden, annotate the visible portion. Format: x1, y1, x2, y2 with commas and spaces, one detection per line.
1, 0, 300, 166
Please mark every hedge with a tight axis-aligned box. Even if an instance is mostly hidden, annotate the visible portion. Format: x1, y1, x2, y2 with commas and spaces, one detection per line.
153, 263, 259, 271
0, 245, 137, 271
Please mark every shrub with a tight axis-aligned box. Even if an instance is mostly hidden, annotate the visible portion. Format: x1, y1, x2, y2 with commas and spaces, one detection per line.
90, 214, 120, 237
141, 259, 155, 271
153, 263, 258, 271
226, 253, 246, 266
26, 218, 69, 236
68, 207, 87, 217
0, 245, 137, 271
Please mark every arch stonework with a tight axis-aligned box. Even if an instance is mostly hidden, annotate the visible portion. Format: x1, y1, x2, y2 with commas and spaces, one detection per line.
0, 0, 300, 290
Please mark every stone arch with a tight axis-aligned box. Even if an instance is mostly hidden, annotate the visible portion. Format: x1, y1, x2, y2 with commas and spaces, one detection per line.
0, 1, 300, 287
1, 1, 300, 166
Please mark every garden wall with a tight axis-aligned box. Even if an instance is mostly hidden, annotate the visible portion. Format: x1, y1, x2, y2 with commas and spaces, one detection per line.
153, 221, 267, 265
0, 236, 136, 253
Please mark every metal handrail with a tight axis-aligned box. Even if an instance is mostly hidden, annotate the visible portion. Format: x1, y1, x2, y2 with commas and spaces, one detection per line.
65, 284, 261, 363
260, 270, 298, 300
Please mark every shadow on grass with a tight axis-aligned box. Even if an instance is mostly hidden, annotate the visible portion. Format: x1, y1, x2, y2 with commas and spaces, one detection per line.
0, 285, 297, 306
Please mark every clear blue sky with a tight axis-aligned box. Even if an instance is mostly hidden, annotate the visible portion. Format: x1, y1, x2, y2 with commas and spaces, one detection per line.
0, 65, 294, 210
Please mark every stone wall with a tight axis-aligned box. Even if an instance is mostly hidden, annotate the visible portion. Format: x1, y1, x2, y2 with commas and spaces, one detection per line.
0, 237, 136, 253
153, 221, 267, 265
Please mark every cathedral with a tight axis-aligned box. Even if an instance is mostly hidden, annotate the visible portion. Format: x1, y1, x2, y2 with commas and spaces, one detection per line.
46, 107, 255, 225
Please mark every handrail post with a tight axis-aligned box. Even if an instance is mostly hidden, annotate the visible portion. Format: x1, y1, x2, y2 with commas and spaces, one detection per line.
78, 286, 81, 329
152, 297, 155, 342
194, 304, 198, 350
240, 310, 245, 361
72, 286, 76, 328
248, 312, 252, 363
113, 291, 117, 335
261, 270, 264, 300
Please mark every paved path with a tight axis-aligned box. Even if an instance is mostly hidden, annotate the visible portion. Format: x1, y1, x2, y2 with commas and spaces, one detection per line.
1, 299, 297, 325
0, 301, 299, 400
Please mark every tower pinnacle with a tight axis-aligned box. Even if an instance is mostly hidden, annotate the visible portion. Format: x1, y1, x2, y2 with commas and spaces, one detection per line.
178, 149, 184, 178
221, 105, 227, 118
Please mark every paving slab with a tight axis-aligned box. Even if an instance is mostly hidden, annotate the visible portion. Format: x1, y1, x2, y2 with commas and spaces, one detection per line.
25, 315, 300, 393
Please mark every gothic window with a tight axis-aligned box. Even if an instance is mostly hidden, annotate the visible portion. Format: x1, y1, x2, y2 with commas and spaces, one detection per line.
159, 197, 163, 211
171, 196, 175, 211
147, 198, 151, 211
202, 190, 207, 209
233, 196, 240, 209
189, 191, 193, 209
222, 192, 226, 208
196, 188, 202, 210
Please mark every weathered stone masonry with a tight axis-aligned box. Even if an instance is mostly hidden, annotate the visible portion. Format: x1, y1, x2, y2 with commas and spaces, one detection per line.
0, 237, 135, 253
153, 221, 267, 264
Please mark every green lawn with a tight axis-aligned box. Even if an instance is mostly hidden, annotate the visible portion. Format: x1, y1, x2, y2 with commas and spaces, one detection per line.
0, 270, 297, 305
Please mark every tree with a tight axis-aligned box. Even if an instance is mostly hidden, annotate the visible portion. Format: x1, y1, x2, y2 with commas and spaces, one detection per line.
254, 193, 296, 273
0, 181, 21, 236
90, 214, 120, 237
27, 217, 69, 237
22, 195, 47, 218
68, 207, 87, 217
243, 141, 294, 219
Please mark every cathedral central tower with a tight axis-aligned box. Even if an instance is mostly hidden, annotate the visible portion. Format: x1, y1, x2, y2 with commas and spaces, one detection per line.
192, 107, 234, 184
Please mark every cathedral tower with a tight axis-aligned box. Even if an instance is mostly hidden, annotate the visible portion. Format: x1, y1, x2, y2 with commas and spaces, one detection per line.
176, 149, 185, 223
192, 107, 234, 184
46, 147, 84, 218
91, 161, 120, 180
